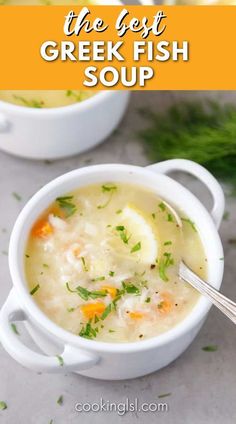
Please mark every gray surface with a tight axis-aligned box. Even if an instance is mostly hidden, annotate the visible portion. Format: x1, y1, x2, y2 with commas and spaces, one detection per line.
0, 91, 236, 424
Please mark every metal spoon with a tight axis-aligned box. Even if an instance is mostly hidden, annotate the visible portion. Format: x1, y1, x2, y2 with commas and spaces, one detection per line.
163, 200, 236, 324
179, 261, 236, 324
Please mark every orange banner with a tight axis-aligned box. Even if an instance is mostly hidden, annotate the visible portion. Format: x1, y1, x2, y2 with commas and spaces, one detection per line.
0, 5, 236, 90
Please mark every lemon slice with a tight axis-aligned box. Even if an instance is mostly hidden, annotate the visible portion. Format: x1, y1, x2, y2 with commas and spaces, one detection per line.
113, 205, 158, 264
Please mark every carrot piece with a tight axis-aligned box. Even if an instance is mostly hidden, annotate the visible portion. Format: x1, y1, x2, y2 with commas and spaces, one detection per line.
80, 302, 106, 319
101, 286, 117, 299
129, 311, 144, 319
157, 292, 173, 314
73, 246, 81, 258
31, 219, 53, 238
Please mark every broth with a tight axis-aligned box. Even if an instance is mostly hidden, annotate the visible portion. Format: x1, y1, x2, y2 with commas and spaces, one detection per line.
25, 183, 207, 343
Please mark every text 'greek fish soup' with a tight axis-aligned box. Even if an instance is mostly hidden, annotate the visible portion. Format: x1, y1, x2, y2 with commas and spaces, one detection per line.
25, 183, 207, 343
0, 0, 93, 109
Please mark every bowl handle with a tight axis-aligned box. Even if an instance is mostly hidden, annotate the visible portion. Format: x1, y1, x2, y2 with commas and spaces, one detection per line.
0, 290, 99, 373
146, 159, 225, 229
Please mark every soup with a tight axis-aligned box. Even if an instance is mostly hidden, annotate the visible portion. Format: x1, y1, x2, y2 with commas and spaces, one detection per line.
25, 183, 206, 343
0, 0, 93, 108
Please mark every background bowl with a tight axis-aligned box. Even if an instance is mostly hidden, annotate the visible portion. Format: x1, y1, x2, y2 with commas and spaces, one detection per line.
0, 0, 129, 160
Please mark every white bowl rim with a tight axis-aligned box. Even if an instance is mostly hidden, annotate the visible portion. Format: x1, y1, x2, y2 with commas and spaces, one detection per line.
8, 163, 224, 354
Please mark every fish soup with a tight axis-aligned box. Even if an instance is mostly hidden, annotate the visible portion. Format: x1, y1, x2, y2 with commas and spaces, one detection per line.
25, 182, 207, 343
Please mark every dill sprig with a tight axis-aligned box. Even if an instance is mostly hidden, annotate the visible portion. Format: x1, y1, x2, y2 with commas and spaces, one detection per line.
139, 101, 236, 192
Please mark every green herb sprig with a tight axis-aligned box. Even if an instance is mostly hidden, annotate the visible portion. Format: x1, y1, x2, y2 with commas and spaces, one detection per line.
79, 321, 97, 339
130, 241, 141, 253
115, 225, 131, 244
159, 252, 174, 282
202, 345, 218, 352
66, 283, 107, 301
13, 95, 44, 109
97, 184, 117, 209
56, 195, 77, 218
0, 401, 7, 410
30, 284, 40, 296
140, 101, 236, 192
181, 218, 197, 232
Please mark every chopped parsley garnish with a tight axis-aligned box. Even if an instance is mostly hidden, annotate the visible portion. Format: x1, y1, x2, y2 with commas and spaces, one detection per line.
158, 393, 171, 398
57, 395, 63, 405
115, 225, 131, 244
152, 213, 156, 220
164, 241, 172, 246
56, 195, 77, 218
116, 209, 122, 214
91, 276, 105, 282
181, 217, 197, 232
0, 401, 7, 410
43, 263, 49, 268
13, 95, 44, 108
79, 322, 97, 339
202, 345, 218, 352
109, 329, 115, 333
167, 213, 174, 222
66, 90, 83, 101
159, 252, 174, 282
97, 184, 117, 209
158, 202, 166, 212
56, 355, 64, 366
130, 241, 141, 253
81, 257, 88, 272
30, 284, 40, 296
101, 302, 115, 320
25, 254, 30, 258
86, 282, 141, 323
66, 283, 106, 300
12, 192, 22, 201
94, 315, 100, 323
109, 271, 115, 277
11, 323, 19, 335
122, 282, 141, 295
145, 297, 151, 303
102, 184, 117, 192
67, 307, 75, 313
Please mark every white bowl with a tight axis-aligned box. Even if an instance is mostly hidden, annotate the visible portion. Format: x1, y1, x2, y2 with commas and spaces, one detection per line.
0, 159, 225, 379
0, 90, 130, 160
0, 0, 129, 160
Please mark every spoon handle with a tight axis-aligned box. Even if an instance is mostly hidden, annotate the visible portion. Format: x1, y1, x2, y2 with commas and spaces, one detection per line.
179, 261, 236, 324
